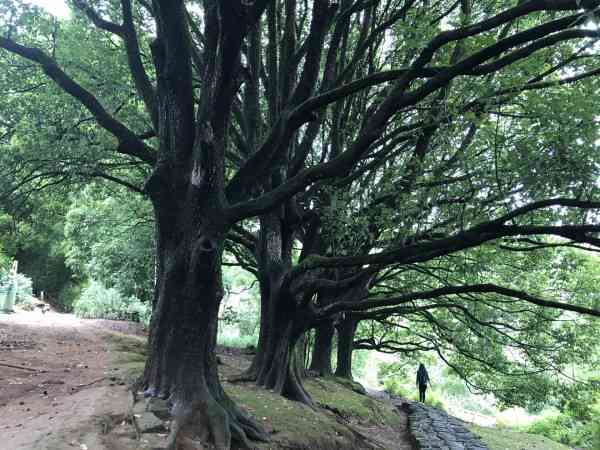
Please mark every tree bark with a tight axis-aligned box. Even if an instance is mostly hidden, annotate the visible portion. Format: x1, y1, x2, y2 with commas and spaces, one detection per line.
335, 315, 358, 379
309, 320, 335, 376
252, 284, 313, 404
142, 207, 268, 448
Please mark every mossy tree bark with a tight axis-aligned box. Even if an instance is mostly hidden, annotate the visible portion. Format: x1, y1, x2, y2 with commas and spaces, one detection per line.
309, 320, 335, 376
5, 1, 600, 446
335, 316, 358, 379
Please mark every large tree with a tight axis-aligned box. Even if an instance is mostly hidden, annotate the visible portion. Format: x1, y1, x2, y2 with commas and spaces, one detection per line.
3, 0, 600, 448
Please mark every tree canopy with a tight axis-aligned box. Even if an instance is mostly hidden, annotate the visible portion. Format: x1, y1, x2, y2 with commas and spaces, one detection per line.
1, 1, 600, 448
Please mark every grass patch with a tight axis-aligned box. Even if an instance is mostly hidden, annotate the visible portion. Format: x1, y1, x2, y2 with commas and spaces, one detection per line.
102, 333, 403, 448
305, 377, 401, 427
224, 380, 357, 449
468, 424, 572, 450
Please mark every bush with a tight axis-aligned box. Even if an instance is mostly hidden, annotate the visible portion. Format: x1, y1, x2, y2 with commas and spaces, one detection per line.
55, 280, 85, 312
590, 419, 600, 449
216, 332, 258, 349
0, 270, 34, 308
14, 273, 34, 302
17, 296, 37, 311
74, 280, 151, 326
526, 412, 598, 448
383, 378, 446, 410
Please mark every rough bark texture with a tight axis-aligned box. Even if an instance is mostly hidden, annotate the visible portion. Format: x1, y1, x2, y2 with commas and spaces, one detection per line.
309, 320, 335, 376
254, 294, 313, 405
335, 316, 358, 379
142, 200, 268, 448
237, 209, 316, 404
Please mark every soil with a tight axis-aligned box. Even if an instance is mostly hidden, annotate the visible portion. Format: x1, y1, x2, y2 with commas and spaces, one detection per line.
0, 309, 136, 450
0, 309, 415, 450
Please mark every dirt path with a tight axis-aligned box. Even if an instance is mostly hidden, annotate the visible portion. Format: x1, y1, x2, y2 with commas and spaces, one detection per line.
1, 310, 415, 450
0, 310, 135, 450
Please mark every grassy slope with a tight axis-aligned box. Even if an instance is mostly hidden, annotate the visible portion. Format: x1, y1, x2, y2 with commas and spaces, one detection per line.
467, 424, 572, 450
105, 332, 572, 450
105, 333, 402, 449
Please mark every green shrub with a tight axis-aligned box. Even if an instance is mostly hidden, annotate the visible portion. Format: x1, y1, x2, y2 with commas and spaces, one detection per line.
74, 280, 151, 326
0, 270, 34, 309
55, 280, 85, 312
220, 298, 260, 338
527, 414, 572, 443
590, 419, 600, 449
13, 273, 34, 302
17, 295, 37, 311
217, 329, 258, 348
383, 378, 446, 410
526, 412, 597, 448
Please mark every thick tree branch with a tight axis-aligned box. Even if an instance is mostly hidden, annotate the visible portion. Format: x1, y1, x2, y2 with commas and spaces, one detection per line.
121, 0, 158, 127
320, 283, 600, 318
288, 199, 600, 273
0, 37, 156, 164
72, 0, 125, 36
226, 8, 599, 219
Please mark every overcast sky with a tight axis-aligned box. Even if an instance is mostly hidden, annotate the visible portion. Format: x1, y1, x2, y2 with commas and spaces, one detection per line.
28, 0, 70, 18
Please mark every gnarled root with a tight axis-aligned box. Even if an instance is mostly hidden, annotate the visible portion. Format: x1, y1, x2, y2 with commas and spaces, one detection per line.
165, 393, 269, 450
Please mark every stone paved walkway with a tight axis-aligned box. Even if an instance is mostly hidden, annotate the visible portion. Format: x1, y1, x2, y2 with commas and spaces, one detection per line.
403, 400, 488, 450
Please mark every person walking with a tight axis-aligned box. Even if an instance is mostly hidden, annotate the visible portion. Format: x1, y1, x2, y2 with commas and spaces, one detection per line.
416, 363, 430, 403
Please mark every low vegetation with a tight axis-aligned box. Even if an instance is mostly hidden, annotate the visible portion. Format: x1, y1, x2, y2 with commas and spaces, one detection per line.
468, 424, 572, 450
106, 332, 402, 449
74, 280, 150, 326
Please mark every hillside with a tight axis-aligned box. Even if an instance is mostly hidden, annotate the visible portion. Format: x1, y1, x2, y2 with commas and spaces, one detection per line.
0, 310, 576, 450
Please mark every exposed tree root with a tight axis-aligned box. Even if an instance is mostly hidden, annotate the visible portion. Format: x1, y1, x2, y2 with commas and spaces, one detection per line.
162, 391, 269, 450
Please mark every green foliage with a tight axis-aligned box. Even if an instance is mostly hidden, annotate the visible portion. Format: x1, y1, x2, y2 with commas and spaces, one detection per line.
218, 265, 260, 347
16, 295, 37, 311
220, 300, 260, 338
0, 269, 34, 303
526, 397, 600, 449
13, 272, 33, 303
74, 280, 150, 326
0, 196, 75, 303
382, 377, 446, 410
216, 332, 257, 349
63, 186, 154, 304
55, 280, 85, 312
0, 243, 9, 269
350, 349, 370, 379
469, 424, 571, 450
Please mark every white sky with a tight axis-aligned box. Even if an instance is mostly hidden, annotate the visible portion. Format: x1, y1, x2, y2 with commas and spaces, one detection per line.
27, 0, 70, 18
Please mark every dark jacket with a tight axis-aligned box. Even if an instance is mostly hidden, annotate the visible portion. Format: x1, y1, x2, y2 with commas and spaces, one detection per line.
416, 364, 429, 387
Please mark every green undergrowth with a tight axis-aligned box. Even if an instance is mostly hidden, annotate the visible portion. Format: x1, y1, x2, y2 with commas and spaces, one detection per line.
102, 334, 574, 450
305, 377, 401, 427
468, 424, 572, 450
224, 381, 359, 449
105, 333, 402, 449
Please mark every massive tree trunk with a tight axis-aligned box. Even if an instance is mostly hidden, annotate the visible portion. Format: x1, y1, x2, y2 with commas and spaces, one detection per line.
255, 294, 313, 405
243, 282, 314, 404
335, 315, 358, 379
240, 211, 289, 380
309, 320, 335, 376
238, 210, 315, 404
138, 1, 274, 445
142, 197, 268, 448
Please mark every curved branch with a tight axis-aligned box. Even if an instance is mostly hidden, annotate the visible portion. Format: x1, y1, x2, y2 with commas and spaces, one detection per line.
72, 0, 125, 36
225, 10, 599, 220
319, 283, 600, 318
121, 0, 157, 126
0, 37, 156, 164
291, 199, 600, 273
